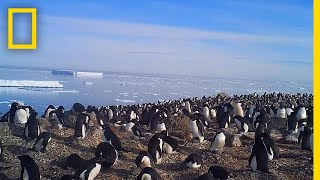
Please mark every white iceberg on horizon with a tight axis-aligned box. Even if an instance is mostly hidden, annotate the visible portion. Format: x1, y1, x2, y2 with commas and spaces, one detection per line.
0, 80, 63, 88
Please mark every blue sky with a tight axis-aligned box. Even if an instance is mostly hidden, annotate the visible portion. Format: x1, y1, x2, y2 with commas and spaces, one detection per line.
0, 0, 313, 82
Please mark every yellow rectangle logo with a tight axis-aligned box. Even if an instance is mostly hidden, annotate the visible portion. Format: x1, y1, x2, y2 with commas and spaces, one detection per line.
8, 8, 37, 50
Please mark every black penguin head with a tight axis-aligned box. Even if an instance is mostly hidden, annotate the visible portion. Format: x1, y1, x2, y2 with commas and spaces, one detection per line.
10, 102, 19, 110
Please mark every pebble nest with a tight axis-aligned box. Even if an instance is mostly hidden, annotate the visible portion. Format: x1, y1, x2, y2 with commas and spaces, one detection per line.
0, 116, 313, 180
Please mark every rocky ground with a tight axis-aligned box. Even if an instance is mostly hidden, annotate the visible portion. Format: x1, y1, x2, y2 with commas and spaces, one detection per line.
0, 116, 313, 180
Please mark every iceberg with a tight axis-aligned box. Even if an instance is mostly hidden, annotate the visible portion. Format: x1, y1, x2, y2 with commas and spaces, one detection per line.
52, 70, 103, 78
76, 72, 103, 78
0, 80, 63, 88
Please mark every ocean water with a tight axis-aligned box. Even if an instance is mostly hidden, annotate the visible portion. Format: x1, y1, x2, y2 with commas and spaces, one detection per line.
0, 67, 313, 115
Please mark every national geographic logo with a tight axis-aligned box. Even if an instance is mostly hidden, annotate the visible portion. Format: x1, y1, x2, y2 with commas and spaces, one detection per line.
8, 8, 37, 50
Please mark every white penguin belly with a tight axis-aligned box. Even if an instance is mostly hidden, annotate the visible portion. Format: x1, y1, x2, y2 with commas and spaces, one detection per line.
14, 109, 28, 124
163, 142, 173, 154
186, 161, 201, 169
250, 155, 258, 172
141, 156, 151, 168
211, 134, 226, 151
141, 174, 152, 180
157, 123, 166, 133
23, 168, 29, 180
88, 163, 101, 180
125, 122, 135, 132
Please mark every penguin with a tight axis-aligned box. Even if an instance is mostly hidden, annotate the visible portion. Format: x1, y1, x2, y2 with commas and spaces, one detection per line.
65, 153, 87, 171
298, 125, 312, 151
210, 131, 226, 154
148, 133, 164, 164
75, 157, 104, 180
0, 102, 19, 122
161, 134, 179, 154
231, 99, 244, 117
131, 123, 145, 140
217, 112, 231, 129
190, 114, 206, 143
102, 125, 129, 152
157, 119, 167, 133
203, 105, 210, 120
32, 132, 51, 153
285, 107, 294, 117
296, 106, 307, 121
287, 109, 299, 132
74, 113, 90, 140
72, 103, 86, 114
14, 105, 31, 124
135, 151, 154, 170
60, 175, 81, 180
24, 110, 40, 140
210, 108, 217, 121
249, 133, 272, 173
18, 155, 41, 180
276, 104, 286, 118
208, 166, 230, 180
255, 122, 268, 138
42, 105, 56, 119
140, 108, 150, 126
185, 153, 202, 169
137, 167, 161, 180
49, 106, 65, 129
124, 119, 138, 132
95, 142, 118, 169
0, 140, 4, 162
234, 115, 250, 133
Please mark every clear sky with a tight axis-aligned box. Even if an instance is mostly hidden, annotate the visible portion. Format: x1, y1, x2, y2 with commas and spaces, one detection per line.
0, 0, 313, 82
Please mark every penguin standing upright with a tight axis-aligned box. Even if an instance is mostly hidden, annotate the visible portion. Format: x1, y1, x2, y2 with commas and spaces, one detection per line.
298, 125, 312, 150
42, 105, 56, 119
249, 133, 273, 173
148, 133, 164, 164
1, 102, 19, 122
32, 132, 51, 153
72, 103, 86, 114
14, 106, 31, 124
18, 155, 41, 180
137, 167, 161, 180
74, 113, 90, 140
24, 110, 40, 140
190, 114, 205, 143
49, 106, 65, 129
296, 106, 307, 121
276, 104, 286, 118
157, 119, 167, 133
95, 142, 118, 169
210, 131, 226, 154
185, 153, 202, 169
231, 99, 244, 117
102, 125, 129, 152
203, 105, 210, 120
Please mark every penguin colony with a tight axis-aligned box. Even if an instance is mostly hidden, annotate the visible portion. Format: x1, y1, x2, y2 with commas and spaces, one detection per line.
0, 92, 313, 179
